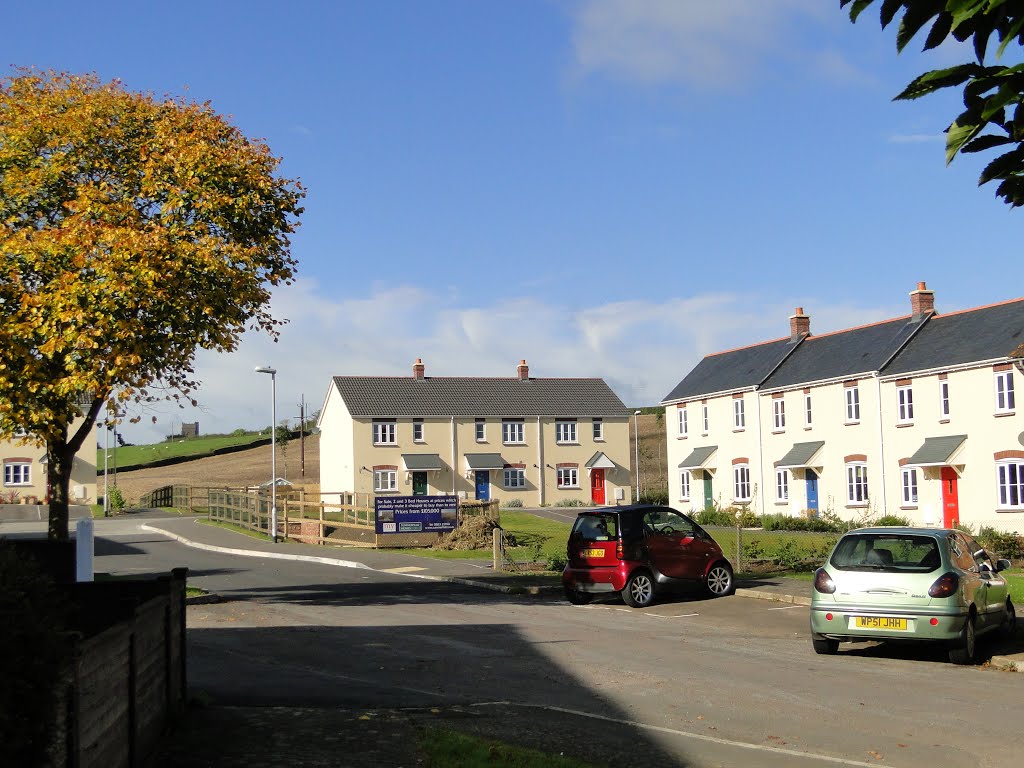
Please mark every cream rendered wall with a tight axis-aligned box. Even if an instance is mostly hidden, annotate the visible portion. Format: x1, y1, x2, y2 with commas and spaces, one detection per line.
317, 385, 355, 498
0, 416, 97, 503
879, 365, 1024, 527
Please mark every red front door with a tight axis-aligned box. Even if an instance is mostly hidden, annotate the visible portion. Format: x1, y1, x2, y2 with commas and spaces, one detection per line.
941, 467, 960, 527
590, 469, 606, 505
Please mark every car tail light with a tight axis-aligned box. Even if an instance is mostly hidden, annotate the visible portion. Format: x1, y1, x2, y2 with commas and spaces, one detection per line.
928, 572, 960, 598
615, 541, 623, 560
813, 568, 836, 594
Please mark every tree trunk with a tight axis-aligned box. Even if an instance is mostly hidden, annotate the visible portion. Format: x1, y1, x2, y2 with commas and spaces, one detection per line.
46, 429, 72, 542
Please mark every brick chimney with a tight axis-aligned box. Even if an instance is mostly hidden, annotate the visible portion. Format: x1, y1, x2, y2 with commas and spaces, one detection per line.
412, 358, 425, 380
517, 359, 529, 381
910, 281, 935, 319
789, 307, 810, 341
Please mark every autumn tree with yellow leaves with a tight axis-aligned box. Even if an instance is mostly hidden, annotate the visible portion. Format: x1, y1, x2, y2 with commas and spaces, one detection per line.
0, 70, 304, 540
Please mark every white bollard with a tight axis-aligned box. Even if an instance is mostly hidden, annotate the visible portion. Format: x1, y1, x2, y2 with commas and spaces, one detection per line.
76, 517, 94, 582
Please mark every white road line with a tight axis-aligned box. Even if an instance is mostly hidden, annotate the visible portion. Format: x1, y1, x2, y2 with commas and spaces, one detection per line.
645, 612, 699, 619
768, 604, 805, 611
382, 566, 427, 574
471, 701, 884, 767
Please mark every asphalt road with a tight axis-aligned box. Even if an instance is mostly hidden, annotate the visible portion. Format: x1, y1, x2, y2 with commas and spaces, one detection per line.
73, 516, 1023, 768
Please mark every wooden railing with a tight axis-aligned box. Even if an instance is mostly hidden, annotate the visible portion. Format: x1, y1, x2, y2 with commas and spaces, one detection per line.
141, 485, 500, 546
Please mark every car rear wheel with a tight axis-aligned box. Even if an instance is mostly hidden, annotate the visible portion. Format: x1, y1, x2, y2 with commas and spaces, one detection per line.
622, 571, 655, 608
1002, 599, 1016, 639
949, 615, 976, 665
812, 637, 839, 655
705, 562, 734, 597
564, 586, 592, 605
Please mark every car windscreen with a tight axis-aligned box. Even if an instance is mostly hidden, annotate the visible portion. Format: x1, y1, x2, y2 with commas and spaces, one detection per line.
570, 513, 619, 542
829, 534, 941, 573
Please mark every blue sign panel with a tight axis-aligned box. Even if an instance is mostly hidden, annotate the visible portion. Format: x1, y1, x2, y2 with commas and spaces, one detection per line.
375, 495, 459, 534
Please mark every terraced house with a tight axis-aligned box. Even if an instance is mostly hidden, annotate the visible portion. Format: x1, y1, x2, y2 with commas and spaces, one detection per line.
662, 283, 1024, 530
318, 359, 632, 506
1, 407, 98, 505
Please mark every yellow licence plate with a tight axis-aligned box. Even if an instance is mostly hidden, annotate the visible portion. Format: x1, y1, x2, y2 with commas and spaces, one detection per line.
854, 616, 907, 630
581, 548, 604, 558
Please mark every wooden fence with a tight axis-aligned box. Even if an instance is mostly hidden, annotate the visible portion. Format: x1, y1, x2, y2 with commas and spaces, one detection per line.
141, 485, 500, 547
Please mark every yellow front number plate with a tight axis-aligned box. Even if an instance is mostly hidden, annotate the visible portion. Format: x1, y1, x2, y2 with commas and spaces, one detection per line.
854, 616, 907, 630
581, 548, 604, 558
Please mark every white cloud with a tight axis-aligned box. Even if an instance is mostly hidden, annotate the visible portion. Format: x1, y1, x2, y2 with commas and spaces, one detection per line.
568, 0, 826, 88
117, 279, 895, 446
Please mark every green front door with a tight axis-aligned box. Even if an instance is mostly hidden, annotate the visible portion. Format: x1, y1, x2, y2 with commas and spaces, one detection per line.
702, 473, 713, 510
412, 471, 428, 496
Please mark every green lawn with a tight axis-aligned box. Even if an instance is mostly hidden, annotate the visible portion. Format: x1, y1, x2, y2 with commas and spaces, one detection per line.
97, 432, 269, 469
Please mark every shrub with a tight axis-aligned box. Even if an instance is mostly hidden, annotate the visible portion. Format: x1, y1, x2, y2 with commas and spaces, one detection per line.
107, 485, 126, 512
553, 498, 586, 508
978, 527, 1024, 560
693, 507, 739, 527
875, 514, 911, 527
638, 489, 669, 505
546, 553, 567, 572
502, 498, 523, 509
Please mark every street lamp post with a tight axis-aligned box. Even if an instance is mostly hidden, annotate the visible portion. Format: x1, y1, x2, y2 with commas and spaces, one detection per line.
255, 366, 278, 543
633, 410, 641, 503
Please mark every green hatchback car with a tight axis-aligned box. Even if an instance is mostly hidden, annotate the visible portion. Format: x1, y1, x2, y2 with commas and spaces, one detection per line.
810, 527, 1015, 664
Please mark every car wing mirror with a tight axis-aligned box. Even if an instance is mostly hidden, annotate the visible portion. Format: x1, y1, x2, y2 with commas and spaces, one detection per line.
996, 558, 1011, 572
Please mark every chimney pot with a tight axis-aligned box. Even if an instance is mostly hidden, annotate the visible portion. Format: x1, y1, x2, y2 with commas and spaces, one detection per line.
413, 358, 425, 380
517, 359, 529, 380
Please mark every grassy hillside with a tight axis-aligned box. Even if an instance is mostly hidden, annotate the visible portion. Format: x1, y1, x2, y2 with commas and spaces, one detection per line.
631, 409, 668, 499
98, 432, 270, 469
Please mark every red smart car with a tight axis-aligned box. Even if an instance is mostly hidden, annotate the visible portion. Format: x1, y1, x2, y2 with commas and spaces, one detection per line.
562, 504, 734, 608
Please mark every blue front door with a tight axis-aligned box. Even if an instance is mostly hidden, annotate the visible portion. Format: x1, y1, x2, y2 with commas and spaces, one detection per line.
475, 470, 490, 500
806, 470, 819, 514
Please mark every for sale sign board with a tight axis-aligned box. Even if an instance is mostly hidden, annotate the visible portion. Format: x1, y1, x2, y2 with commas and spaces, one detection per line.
374, 495, 458, 534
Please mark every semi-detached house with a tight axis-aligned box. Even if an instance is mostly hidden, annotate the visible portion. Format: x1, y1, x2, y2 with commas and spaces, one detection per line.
661, 283, 1024, 530
318, 359, 633, 507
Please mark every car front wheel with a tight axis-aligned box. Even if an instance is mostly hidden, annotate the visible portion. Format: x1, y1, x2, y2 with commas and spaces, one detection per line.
1002, 599, 1016, 639
949, 615, 976, 665
704, 562, 734, 597
622, 571, 656, 608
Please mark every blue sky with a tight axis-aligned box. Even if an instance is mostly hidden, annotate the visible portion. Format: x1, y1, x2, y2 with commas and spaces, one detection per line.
5, 1, 1019, 443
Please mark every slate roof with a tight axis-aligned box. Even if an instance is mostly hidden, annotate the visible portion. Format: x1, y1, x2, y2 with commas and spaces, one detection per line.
762, 315, 927, 390
883, 298, 1024, 375
905, 435, 968, 467
678, 445, 718, 469
662, 337, 798, 403
401, 454, 445, 471
331, 376, 629, 418
464, 453, 506, 470
774, 441, 825, 469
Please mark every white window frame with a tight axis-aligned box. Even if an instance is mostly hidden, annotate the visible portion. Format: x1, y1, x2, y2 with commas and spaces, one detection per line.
3, 462, 31, 486
679, 470, 691, 501
940, 380, 950, 419
412, 420, 424, 442
733, 398, 745, 430
373, 469, 397, 492
901, 467, 918, 505
733, 464, 751, 502
775, 468, 788, 502
845, 386, 860, 422
897, 384, 914, 423
995, 370, 1016, 413
773, 398, 786, 431
804, 393, 813, 428
502, 420, 525, 444
475, 419, 486, 442
702, 403, 709, 433
678, 408, 688, 437
592, 418, 604, 441
555, 420, 577, 444
373, 421, 397, 445
556, 467, 579, 488
846, 462, 869, 505
997, 460, 1024, 509
504, 468, 526, 489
